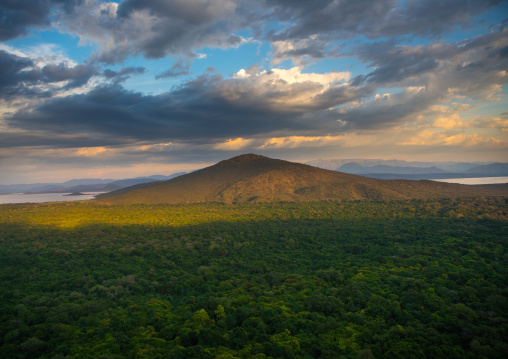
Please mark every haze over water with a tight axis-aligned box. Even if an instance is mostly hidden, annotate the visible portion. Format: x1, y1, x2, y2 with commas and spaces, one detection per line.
0, 192, 104, 204
433, 177, 508, 185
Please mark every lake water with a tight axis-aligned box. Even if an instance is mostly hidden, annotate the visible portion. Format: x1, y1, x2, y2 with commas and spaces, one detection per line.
0, 192, 105, 204
432, 176, 508, 185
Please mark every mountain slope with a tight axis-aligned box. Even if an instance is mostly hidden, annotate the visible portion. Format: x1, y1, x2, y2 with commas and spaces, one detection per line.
306, 158, 490, 172
465, 163, 508, 175
95, 154, 508, 204
0, 173, 187, 194
337, 162, 446, 175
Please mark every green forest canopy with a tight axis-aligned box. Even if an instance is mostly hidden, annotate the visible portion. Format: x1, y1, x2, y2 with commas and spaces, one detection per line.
0, 197, 507, 358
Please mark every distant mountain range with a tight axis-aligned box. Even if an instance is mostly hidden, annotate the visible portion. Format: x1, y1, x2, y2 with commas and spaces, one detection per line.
95, 154, 508, 205
0, 173, 186, 194
3, 158, 506, 196
307, 159, 508, 180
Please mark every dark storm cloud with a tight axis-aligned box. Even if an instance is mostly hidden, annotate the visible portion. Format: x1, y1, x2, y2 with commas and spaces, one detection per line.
6, 70, 370, 146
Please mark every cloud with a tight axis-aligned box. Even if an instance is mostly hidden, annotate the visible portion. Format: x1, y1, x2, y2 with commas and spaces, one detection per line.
3, 0, 504, 68
156, 58, 193, 79
6, 32, 506, 150
0, 50, 36, 96
259, 135, 345, 149
472, 116, 508, 129
2, 0, 505, 67
228, 66, 353, 111
213, 137, 254, 150
75, 147, 108, 157
103, 66, 146, 83
0, 0, 69, 41
0, 49, 98, 100
4, 25, 507, 155
399, 130, 506, 147
270, 36, 331, 65
5, 66, 362, 147
351, 29, 508, 92
117, 0, 238, 22
57, 0, 248, 63
0, 131, 131, 149
265, 0, 504, 41
336, 29, 508, 130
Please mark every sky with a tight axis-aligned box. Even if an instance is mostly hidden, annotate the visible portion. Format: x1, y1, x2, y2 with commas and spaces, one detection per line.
0, 0, 507, 184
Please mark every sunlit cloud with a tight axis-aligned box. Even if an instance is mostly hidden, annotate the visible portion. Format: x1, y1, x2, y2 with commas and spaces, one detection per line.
75, 147, 109, 157
213, 138, 254, 150
259, 135, 345, 149
398, 130, 506, 147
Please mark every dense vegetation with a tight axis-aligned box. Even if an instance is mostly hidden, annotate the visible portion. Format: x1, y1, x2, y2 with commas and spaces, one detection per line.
0, 197, 507, 358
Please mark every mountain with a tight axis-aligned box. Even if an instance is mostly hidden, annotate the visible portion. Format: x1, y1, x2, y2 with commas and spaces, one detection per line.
464, 163, 508, 175
0, 173, 186, 194
306, 158, 490, 172
307, 160, 508, 180
95, 154, 508, 205
337, 162, 446, 175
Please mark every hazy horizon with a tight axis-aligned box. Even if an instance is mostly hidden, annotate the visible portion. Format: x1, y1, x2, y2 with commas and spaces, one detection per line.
0, 155, 504, 186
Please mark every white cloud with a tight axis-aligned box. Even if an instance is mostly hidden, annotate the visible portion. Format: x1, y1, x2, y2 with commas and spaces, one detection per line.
228, 66, 351, 110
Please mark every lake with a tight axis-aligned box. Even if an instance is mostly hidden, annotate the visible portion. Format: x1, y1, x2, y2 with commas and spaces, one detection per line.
432, 176, 508, 185
0, 192, 105, 204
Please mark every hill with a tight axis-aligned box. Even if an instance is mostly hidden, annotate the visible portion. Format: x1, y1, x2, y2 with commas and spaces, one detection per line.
0, 173, 186, 194
306, 158, 489, 172
337, 162, 446, 175
465, 162, 508, 175
95, 154, 508, 204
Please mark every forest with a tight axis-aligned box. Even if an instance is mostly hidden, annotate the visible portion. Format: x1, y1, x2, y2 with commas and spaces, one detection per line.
0, 197, 507, 358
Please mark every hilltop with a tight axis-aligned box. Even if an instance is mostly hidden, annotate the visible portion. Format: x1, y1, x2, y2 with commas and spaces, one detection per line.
95, 154, 508, 204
